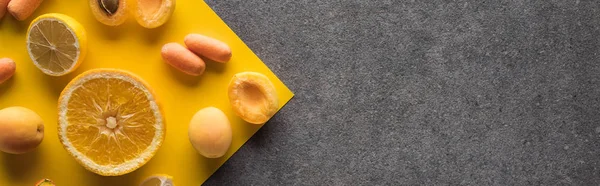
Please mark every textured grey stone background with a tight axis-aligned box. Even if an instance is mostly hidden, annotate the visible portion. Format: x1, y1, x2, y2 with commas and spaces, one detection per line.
203, 1, 600, 185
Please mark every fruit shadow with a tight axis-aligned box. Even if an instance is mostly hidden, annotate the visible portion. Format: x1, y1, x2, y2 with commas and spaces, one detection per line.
247, 119, 278, 148
98, 24, 127, 40
83, 161, 148, 186
233, 116, 264, 142
190, 148, 225, 180
164, 62, 203, 87
142, 19, 172, 45
203, 59, 227, 74
240, 111, 287, 148
1, 149, 40, 183
44, 62, 90, 98
0, 75, 15, 96
2, 16, 27, 33
200, 155, 223, 172
44, 74, 76, 98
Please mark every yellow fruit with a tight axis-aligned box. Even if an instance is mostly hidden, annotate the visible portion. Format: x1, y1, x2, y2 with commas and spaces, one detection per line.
188, 107, 232, 158
139, 174, 174, 186
58, 69, 165, 176
228, 72, 279, 124
0, 106, 44, 154
132, 0, 175, 28
26, 13, 87, 76
89, 0, 128, 26
35, 178, 55, 186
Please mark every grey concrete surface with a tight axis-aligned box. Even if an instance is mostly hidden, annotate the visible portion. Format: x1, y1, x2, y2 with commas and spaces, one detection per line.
203, 1, 600, 185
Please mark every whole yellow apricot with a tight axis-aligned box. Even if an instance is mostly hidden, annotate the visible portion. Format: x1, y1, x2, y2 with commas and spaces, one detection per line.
0, 107, 44, 154
188, 107, 232, 158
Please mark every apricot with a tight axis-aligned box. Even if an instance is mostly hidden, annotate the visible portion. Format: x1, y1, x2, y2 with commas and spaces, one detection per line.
89, 0, 128, 26
0, 58, 15, 84
188, 107, 232, 158
228, 72, 279, 124
132, 0, 175, 28
0, 107, 44, 154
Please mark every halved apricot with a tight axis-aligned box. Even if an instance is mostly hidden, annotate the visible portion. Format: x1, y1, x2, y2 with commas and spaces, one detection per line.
228, 72, 279, 124
89, 0, 128, 26
132, 0, 175, 28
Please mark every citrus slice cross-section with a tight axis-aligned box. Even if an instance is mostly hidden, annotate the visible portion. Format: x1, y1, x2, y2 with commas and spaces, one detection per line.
139, 174, 174, 186
27, 13, 87, 76
58, 69, 164, 176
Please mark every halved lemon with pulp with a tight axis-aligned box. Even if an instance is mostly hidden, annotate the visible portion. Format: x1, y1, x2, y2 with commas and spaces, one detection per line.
27, 13, 87, 76
58, 69, 164, 176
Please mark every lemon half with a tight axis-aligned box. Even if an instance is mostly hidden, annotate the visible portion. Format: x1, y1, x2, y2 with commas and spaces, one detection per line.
27, 13, 87, 76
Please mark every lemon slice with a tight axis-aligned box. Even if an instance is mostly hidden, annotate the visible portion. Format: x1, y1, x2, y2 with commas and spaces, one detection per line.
139, 174, 174, 186
26, 13, 87, 76
58, 69, 164, 176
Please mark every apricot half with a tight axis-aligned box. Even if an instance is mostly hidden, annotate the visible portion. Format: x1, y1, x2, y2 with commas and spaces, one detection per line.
89, 0, 128, 26
132, 0, 175, 28
228, 72, 279, 124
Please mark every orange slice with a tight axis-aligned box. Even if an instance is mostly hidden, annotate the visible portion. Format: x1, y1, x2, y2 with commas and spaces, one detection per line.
58, 69, 164, 176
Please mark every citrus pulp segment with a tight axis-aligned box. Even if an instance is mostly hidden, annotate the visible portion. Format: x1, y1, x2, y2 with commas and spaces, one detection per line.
58, 69, 164, 176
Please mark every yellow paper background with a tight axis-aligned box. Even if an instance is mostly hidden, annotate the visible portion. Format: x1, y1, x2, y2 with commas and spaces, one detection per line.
0, 0, 294, 185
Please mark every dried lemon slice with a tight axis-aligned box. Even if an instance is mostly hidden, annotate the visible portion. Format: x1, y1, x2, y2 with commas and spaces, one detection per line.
58, 69, 164, 176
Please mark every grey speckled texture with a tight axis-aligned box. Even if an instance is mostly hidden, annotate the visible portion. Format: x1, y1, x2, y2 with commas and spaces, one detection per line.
203, 1, 600, 185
